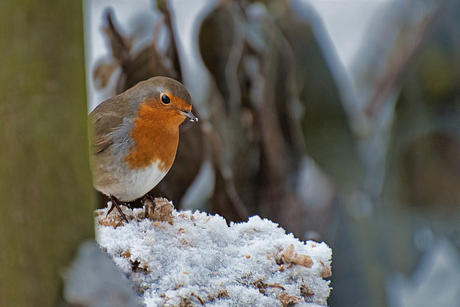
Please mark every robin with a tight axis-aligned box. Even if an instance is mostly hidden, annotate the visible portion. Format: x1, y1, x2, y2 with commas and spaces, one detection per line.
90, 76, 198, 222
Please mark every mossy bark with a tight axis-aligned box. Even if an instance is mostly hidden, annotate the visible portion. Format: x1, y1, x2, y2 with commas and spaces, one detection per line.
0, 1, 95, 306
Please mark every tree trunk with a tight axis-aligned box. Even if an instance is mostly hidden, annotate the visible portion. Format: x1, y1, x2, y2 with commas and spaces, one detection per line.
0, 1, 95, 306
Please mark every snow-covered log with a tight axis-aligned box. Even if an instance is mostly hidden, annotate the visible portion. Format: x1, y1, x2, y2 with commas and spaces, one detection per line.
95, 198, 332, 306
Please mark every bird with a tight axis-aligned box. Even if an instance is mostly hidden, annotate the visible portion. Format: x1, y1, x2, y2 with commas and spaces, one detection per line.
89, 76, 198, 222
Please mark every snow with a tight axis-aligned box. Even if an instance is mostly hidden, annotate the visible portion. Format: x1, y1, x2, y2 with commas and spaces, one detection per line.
386, 237, 460, 307
63, 240, 139, 307
95, 198, 332, 306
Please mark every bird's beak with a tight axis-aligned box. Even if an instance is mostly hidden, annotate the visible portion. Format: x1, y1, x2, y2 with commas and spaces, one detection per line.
176, 109, 198, 122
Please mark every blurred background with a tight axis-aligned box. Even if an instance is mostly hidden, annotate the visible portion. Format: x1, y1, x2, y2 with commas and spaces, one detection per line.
85, 0, 460, 306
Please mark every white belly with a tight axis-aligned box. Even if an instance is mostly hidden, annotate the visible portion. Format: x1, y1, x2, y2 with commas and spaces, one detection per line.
100, 161, 168, 202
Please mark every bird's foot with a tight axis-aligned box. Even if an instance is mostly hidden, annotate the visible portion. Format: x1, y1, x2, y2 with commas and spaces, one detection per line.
107, 195, 129, 223
142, 194, 156, 218
141, 193, 155, 204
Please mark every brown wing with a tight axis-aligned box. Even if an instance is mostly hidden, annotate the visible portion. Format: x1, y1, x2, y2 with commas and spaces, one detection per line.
89, 94, 131, 154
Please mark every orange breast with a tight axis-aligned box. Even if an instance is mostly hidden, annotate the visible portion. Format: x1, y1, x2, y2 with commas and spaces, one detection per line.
124, 104, 180, 171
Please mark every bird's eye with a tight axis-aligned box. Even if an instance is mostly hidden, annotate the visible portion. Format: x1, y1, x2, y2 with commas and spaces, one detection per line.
161, 94, 170, 104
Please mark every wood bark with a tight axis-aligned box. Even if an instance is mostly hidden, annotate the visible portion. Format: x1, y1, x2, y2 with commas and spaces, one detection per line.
0, 1, 95, 306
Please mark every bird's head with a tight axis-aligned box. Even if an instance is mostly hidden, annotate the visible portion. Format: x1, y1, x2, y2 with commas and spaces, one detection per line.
133, 77, 198, 128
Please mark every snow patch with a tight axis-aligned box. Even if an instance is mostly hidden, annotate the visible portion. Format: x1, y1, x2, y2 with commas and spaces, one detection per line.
96, 198, 332, 306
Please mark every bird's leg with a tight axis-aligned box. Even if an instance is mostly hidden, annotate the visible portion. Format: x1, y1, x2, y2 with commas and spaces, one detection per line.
107, 195, 129, 223
141, 193, 155, 207
142, 193, 156, 219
